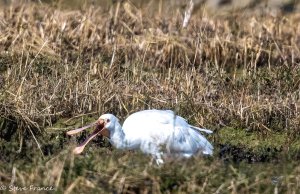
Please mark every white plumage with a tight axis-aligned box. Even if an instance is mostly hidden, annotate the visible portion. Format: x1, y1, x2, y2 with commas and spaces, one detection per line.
67, 109, 213, 164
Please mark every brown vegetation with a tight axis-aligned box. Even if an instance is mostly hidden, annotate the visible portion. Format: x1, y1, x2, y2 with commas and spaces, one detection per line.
0, 1, 300, 193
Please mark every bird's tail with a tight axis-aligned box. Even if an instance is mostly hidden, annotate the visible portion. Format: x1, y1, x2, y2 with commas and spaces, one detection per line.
189, 125, 213, 134
189, 125, 213, 155
197, 134, 214, 155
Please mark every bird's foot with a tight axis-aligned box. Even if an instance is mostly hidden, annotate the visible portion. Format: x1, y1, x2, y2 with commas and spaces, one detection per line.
156, 158, 164, 165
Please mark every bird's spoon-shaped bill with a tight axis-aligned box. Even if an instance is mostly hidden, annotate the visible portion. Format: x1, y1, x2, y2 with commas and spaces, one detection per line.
73, 132, 99, 154
71, 120, 105, 154
66, 122, 97, 135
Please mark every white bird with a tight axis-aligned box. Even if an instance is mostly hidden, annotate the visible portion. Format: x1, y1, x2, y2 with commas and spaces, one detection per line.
67, 109, 213, 165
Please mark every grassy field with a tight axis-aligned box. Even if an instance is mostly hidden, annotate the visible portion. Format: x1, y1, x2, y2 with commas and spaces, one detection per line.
0, 0, 300, 193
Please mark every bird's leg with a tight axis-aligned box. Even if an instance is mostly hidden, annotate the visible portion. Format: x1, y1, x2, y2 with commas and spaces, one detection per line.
141, 142, 164, 165
149, 154, 164, 166
155, 152, 164, 165
148, 157, 155, 166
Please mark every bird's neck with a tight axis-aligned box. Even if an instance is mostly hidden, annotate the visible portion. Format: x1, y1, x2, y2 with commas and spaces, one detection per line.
110, 122, 128, 149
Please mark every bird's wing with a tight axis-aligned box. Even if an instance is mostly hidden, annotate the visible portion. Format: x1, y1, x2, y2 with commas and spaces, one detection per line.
122, 109, 213, 155
122, 110, 181, 145
163, 111, 213, 155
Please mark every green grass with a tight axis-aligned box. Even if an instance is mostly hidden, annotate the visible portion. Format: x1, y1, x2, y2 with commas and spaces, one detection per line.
1, 143, 300, 193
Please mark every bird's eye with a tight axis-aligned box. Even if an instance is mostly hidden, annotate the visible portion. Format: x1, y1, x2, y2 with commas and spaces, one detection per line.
106, 119, 110, 123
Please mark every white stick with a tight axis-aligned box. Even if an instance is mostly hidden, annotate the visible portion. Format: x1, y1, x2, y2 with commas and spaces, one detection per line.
183, 0, 194, 28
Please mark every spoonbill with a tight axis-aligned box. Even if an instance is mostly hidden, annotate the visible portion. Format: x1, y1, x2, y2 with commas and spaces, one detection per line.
67, 110, 213, 164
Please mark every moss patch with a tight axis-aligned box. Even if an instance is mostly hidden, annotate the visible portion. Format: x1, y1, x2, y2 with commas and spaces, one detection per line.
217, 127, 300, 161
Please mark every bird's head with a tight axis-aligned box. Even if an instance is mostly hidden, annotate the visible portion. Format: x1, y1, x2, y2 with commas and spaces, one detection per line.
66, 113, 118, 154
96, 114, 119, 138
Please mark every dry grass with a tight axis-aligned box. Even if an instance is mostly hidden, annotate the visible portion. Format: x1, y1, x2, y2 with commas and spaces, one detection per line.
1, 2, 300, 132
0, 1, 300, 193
